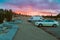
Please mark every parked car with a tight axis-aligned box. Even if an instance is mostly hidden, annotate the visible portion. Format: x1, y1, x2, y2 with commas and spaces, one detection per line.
28, 16, 44, 22
35, 19, 59, 27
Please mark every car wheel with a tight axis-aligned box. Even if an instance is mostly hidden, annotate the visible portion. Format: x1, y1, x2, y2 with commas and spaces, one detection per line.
52, 24, 57, 27
38, 24, 43, 27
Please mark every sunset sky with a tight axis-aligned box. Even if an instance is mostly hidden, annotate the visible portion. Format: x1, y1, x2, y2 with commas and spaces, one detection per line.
0, 0, 60, 16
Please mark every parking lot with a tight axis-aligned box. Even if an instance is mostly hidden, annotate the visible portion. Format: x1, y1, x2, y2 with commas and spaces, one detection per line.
40, 21, 60, 40
28, 16, 60, 40
14, 16, 57, 40
23, 16, 60, 40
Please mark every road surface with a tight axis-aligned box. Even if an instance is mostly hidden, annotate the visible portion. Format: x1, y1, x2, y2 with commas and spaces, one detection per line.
14, 16, 57, 40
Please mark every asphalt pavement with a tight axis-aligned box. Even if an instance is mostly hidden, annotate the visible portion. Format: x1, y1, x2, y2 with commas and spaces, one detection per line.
13, 16, 57, 40
40, 21, 60, 40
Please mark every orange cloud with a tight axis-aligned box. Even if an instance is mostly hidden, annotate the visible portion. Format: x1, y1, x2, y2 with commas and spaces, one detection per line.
4, 3, 58, 16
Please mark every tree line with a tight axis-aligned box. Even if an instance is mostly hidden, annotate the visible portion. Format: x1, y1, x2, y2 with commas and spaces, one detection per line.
0, 9, 60, 24
0, 9, 14, 24
43, 13, 60, 20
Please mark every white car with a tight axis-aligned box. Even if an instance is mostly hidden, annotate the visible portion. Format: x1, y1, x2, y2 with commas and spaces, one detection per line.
35, 19, 59, 27
28, 16, 44, 22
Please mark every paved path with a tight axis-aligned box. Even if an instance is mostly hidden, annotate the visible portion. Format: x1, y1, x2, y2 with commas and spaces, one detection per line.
14, 16, 57, 40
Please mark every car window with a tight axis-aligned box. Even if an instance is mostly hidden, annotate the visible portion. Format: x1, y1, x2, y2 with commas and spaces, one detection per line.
49, 20, 54, 22
37, 20, 43, 22
44, 20, 49, 22
44, 20, 54, 22
48, 20, 54, 22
